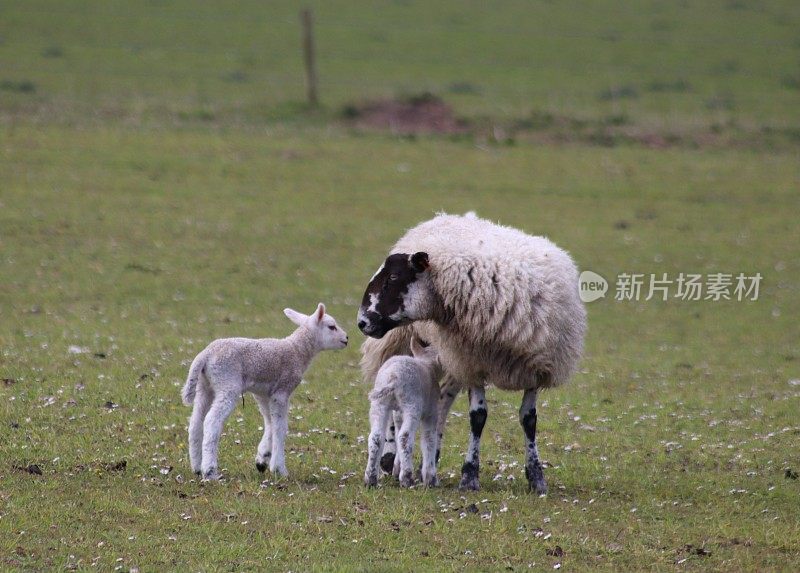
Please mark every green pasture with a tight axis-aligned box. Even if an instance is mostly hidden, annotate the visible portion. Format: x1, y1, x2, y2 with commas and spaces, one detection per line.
2, 126, 799, 570
1, 0, 800, 571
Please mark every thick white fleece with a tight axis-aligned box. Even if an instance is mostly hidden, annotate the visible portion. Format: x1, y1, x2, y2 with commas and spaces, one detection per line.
361, 212, 586, 391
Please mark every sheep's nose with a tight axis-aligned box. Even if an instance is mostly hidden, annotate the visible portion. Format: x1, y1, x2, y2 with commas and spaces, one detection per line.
357, 320, 367, 330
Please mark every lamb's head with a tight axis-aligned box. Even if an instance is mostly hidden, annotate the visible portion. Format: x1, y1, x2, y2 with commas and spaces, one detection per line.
357, 252, 432, 339
284, 303, 348, 350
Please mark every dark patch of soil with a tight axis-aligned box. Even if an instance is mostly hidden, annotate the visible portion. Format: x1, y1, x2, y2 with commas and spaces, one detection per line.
683, 544, 711, 557
104, 460, 127, 472
341, 94, 800, 151
13, 463, 43, 475
342, 93, 468, 135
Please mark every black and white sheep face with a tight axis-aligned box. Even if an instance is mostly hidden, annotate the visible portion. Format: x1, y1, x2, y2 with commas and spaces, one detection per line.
357, 252, 430, 339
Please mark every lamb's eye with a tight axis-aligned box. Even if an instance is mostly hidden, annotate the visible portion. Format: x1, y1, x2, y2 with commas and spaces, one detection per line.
328, 325, 336, 331
389, 274, 398, 281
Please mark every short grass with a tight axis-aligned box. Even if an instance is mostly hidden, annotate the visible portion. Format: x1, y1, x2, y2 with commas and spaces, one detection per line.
1, 125, 799, 571
2, 1, 800, 571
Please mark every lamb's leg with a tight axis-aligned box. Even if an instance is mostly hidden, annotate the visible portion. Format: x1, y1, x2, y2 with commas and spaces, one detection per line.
267, 393, 290, 477
520, 387, 547, 495
397, 412, 420, 487
459, 386, 487, 491
365, 402, 391, 487
413, 374, 458, 481
435, 374, 460, 465
391, 410, 403, 478
379, 412, 397, 475
188, 381, 213, 475
200, 388, 239, 480
420, 414, 439, 487
252, 393, 273, 473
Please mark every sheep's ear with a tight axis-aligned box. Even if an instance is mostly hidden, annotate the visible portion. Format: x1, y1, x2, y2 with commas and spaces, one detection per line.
410, 252, 429, 272
312, 302, 326, 324
284, 308, 308, 327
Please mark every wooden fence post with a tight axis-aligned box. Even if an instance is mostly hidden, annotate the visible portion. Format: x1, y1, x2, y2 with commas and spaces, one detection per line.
300, 9, 318, 107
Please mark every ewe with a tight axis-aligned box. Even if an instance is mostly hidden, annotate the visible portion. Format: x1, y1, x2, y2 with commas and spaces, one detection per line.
358, 212, 586, 494
364, 336, 443, 488
181, 303, 347, 480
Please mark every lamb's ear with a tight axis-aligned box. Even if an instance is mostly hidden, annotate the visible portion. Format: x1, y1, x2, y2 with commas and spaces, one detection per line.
284, 308, 308, 327
410, 252, 429, 272
312, 302, 326, 324
409, 335, 423, 357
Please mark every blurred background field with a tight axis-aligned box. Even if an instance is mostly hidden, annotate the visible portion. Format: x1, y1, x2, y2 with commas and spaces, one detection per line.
1, 1, 799, 571
2, 0, 800, 130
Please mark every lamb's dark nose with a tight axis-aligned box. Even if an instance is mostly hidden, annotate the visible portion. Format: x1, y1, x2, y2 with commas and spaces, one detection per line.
357, 320, 367, 330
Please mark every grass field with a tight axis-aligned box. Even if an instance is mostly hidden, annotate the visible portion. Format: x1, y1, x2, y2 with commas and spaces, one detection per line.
2, 1, 800, 571
2, 0, 800, 127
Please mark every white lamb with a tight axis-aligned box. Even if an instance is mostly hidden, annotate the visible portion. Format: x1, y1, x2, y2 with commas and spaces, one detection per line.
364, 336, 443, 488
181, 303, 348, 480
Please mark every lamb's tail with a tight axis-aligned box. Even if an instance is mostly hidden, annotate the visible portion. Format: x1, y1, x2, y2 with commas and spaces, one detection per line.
181, 350, 207, 406
367, 384, 396, 403
359, 326, 413, 385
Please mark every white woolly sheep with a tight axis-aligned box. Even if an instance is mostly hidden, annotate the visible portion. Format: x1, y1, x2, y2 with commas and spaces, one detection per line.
364, 336, 443, 488
181, 303, 348, 480
357, 212, 586, 494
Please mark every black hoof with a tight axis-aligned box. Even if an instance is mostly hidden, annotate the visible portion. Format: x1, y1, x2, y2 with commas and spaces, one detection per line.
379, 452, 395, 474
525, 464, 547, 494
459, 462, 480, 491
256, 462, 267, 473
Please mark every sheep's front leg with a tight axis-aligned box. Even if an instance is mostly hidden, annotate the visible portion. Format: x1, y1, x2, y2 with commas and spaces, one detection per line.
201, 389, 239, 480
459, 386, 487, 491
397, 413, 420, 487
365, 402, 391, 487
267, 393, 290, 477
520, 388, 547, 495
420, 414, 439, 487
188, 382, 213, 475
252, 393, 273, 473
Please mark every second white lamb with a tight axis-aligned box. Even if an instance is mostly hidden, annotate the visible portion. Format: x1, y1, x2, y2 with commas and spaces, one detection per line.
364, 336, 443, 488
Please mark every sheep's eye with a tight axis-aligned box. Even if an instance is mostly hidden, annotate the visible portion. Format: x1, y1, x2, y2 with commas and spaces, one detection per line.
389, 274, 398, 281
328, 325, 336, 331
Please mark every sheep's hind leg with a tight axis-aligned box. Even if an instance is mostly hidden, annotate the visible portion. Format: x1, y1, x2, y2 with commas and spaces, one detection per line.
252, 393, 273, 473
520, 388, 547, 495
459, 386, 487, 491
